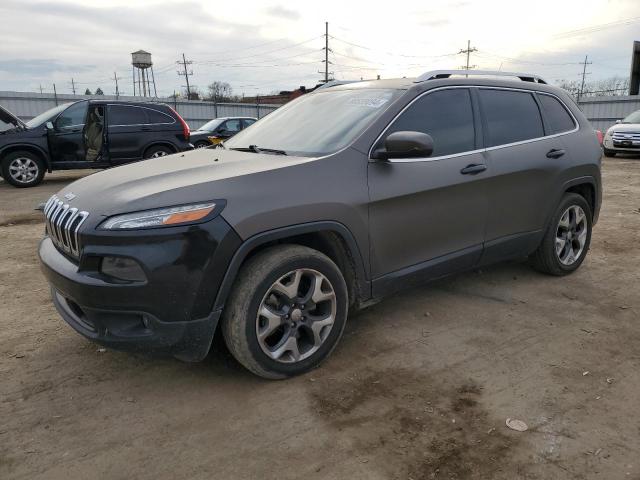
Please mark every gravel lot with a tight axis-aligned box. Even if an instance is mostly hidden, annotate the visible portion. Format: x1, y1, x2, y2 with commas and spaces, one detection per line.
1, 159, 639, 480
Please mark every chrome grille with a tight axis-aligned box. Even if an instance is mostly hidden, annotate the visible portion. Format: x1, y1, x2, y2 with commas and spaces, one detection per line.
612, 131, 640, 141
43, 195, 89, 258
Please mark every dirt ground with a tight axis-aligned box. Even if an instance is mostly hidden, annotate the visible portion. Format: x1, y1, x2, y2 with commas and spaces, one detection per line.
1, 159, 640, 480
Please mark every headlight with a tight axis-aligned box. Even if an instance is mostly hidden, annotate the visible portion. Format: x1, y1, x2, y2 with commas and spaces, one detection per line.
100, 202, 216, 230
605, 129, 614, 138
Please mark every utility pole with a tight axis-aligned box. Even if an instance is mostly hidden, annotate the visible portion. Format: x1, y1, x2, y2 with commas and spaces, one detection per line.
39, 84, 43, 94
319, 22, 333, 83
459, 40, 477, 76
71, 78, 76, 95
113, 72, 120, 99
577, 55, 592, 101
53, 83, 58, 106
177, 53, 193, 100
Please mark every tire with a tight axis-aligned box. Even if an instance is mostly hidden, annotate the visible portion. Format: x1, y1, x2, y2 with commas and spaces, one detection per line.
1, 150, 45, 188
530, 193, 592, 276
143, 145, 174, 159
221, 244, 348, 379
603, 148, 616, 158
194, 141, 210, 149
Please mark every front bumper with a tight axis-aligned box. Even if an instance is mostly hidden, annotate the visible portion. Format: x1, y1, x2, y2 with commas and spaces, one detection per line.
39, 216, 241, 361
603, 137, 640, 151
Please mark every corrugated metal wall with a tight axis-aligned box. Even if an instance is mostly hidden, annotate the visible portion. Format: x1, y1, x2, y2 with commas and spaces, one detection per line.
2, 90, 639, 133
577, 95, 640, 132
0, 91, 279, 129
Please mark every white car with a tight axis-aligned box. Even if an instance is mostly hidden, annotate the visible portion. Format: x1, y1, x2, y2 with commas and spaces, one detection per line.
603, 109, 640, 157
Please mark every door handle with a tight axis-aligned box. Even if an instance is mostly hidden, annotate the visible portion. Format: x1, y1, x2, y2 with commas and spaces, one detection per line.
460, 163, 487, 175
546, 148, 565, 159
141, 126, 152, 131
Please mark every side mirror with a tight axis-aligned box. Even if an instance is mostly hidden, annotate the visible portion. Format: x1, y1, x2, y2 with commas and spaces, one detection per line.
45, 121, 54, 130
372, 131, 434, 160
615, 119, 622, 124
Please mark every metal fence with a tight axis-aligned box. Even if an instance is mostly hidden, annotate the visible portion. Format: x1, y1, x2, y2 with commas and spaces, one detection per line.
576, 95, 640, 133
2, 90, 639, 134
0, 91, 280, 129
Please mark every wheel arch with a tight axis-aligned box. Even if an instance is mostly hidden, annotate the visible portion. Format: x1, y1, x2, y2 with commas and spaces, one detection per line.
213, 221, 371, 312
562, 176, 599, 224
0, 144, 51, 171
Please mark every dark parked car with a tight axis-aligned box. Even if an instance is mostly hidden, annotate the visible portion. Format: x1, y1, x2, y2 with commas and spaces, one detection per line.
0, 100, 191, 187
189, 116, 257, 148
39, 70, 602, 379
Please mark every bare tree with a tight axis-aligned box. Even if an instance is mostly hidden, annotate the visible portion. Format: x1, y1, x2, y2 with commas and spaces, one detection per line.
556, 76, 629, 98
206, 81, 233, 102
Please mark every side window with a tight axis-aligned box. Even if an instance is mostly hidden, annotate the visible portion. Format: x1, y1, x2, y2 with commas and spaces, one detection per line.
55, 102, 87, 129
146, 108, 174, 124
538, 94, 576, 134
479, 89, 544, 147
223, 119, 242, 133
384, 89, 475, 157
108, 105, 148, 126
243, 118, 256, 128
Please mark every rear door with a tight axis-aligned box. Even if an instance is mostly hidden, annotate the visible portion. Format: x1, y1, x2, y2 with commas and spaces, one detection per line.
478, 88, 575, 261
106, 104, 148, 165
47, 102, 88, 163
367, 87, 489, 290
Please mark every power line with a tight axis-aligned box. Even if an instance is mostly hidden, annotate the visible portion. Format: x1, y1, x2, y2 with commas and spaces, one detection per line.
329, 34, 459, 59
554, 16, 640, 39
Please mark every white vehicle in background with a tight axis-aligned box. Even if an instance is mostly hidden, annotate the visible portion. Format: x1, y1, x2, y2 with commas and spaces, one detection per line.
603, 109, 640, 157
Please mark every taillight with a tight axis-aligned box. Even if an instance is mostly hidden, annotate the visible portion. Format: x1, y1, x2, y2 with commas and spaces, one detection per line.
595, 129, 603, 146
169, 107, 190, 141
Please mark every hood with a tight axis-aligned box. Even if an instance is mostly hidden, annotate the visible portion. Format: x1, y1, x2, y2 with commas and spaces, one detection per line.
607, 123, 640, 134
0, 104, 26, 129
56, 148, 314, 221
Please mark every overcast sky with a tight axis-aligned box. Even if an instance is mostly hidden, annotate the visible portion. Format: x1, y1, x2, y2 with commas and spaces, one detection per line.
0, 0, 638, 98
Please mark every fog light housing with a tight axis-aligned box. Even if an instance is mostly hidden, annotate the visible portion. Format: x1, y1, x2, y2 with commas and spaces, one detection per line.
100, 256, 146, 282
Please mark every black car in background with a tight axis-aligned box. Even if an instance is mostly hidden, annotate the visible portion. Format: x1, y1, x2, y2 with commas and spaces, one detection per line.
190, 116, 256, 148
0, 100, 192, 187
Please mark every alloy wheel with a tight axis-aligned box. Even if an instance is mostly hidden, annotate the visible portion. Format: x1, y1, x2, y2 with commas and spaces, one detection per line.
256, 268, 337, 363
8, 157, 39, 184
555, 205, 588, 265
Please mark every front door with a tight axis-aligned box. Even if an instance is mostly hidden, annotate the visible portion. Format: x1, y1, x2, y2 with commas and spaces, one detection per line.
47, 102, 88, 163
367, 88, 489, 293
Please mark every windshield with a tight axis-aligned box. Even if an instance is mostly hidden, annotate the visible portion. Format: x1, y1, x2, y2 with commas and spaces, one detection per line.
622, 110, 640, 124
225, 88, 402, 156
198, 118, 225, 132
25, 103, 73, 128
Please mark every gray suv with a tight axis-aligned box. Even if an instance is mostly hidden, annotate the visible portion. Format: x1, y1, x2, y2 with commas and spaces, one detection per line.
39, 70, 602, 379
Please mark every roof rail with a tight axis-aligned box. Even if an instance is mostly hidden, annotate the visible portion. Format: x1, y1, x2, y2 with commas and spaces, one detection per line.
316, 79, 362, 90
415, 69, 547, 84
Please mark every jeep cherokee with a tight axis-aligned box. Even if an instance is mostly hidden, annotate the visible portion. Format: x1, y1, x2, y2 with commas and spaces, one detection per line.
39, 70, 602, 379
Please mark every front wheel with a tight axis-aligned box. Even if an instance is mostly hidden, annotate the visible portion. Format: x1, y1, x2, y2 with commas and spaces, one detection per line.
221, 245, 348, 379
530, 193, 592, 276
1, 151, 45, 187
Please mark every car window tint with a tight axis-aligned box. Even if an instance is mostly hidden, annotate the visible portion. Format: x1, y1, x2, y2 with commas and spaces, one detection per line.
385, 88, 475, 157
146, 108, 174, 124
108, 105, 148, 126
55, 102, 87, 129
538, 94, 575, 134
223, 119, 242, 132
479, 89, 544, 146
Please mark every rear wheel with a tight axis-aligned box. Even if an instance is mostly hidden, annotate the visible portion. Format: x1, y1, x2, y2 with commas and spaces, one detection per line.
603, 148, 616, 157
1, 151, 45, 187
194, 141, 210, 149
530, 193, 592, 276
221, 245, 348, 379
143, 145, 173, 159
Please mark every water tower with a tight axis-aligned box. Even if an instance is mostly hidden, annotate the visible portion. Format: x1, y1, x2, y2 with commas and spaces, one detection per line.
131, 50, 157, 97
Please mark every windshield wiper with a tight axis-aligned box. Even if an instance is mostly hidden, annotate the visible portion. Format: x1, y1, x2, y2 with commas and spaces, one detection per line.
229, 145, 287, 155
